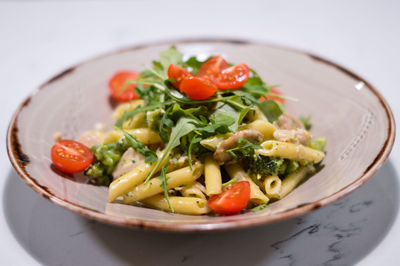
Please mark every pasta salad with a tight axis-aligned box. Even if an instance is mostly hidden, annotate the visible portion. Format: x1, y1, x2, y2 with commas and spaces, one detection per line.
50, 46, 326, 215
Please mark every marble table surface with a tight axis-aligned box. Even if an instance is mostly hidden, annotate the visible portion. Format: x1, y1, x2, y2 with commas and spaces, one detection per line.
1, 1, 399, 265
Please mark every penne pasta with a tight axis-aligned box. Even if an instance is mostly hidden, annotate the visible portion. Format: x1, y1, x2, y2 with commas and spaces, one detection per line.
58, 47, 327, 216
257, 140, 325, 163
263, 175, 282, 199
112, 100, 145, 120
245, 120, 277, 140
249, 106, 269, 122
280, 166, 310, 198
123, 163, 204, 203
108, 150, 169, 202
181, 182, 206, 199
204, 155, 222, 196
122, 112, 146, 130
225, 164, 269, 204
103, 128, 162, 145
142, 195, 211, 215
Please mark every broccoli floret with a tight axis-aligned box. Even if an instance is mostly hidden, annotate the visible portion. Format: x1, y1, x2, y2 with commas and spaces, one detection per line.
227, 138, 286, 176
85, 162, 112, 186
250, 155, 284, 176
286, 160, 299, 174
310, 136, 327, 151
85, 136, 133, 186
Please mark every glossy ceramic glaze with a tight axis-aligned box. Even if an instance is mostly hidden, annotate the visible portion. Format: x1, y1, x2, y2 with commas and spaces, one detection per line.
7, 39, 395, 231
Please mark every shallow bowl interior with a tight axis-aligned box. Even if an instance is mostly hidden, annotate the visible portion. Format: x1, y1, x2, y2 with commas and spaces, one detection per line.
7, 40, 395, 231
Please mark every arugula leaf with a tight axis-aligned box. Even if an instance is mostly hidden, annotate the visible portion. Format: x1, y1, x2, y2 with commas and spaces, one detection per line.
114, 127, 158, 163
181, 56, 206, 74
222, 178, 238, 189
159, 46, 183, 71
210, 103, 236, 129
159, 164, 174, 212
299, 115, 312, 130
258, 99, 283, 122
251, 203, 268, 213
210, 101, 249, 132
169, 103, 208, 122
115, 102, 165, 127
145, 117, 199, 183
188, 135, 202, 170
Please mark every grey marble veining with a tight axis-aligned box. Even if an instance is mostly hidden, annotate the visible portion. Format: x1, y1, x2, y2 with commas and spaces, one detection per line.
3, 161, 398, 266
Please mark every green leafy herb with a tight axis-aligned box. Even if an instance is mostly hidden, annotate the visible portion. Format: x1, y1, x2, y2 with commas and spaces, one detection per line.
115, 102, 166, 127
181, 56, 206, 74
159, 164, 174, 212
144, 117, 199, 183
258, 99, 283, 122
188, 135, 202, 170
251, 203, 268, 213
114, 127, 158, 163
222, 178, 238, 189
299, 115, 312, 130
159, 46, 183, 71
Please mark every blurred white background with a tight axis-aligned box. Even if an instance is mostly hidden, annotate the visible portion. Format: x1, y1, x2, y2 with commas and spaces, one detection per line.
1, 1, 399, 265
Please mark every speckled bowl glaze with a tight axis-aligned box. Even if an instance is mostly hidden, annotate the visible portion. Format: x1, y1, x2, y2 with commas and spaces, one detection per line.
7, 39, 395, 231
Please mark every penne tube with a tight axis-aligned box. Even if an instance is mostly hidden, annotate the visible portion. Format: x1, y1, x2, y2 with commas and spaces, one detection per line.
225, 164, 269, 204
123, 163, 204, 203
257, 140, 325, 163
280, 166, 310, 198
112, 100, 145, 120
204, 154, 222, 196
245, 120, 277, 140
249, 107, 269, 122
263, 175, 282, 199
122, 112, 146, 130
108, 150, 169, 202
181, 182, 206, 199
103, 128, 162, 145
142, 195, 211, 215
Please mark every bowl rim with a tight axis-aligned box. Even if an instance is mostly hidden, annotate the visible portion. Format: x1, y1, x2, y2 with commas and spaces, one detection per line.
6, 38, 396, 232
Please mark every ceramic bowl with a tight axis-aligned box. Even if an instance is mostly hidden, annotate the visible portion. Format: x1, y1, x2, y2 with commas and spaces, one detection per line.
7, 39, 395, 231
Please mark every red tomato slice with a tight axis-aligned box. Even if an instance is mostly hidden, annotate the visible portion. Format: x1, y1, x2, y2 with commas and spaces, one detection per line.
51, 140, 94, 174
215, 64, 250, 90
208, 181, 251, 215
199, 56, 250, 90
167, 64, 191, 89
179, 75, 217, 100
260, 87, 285, 104
198, 56, 229, 77
109, 71, 140, 102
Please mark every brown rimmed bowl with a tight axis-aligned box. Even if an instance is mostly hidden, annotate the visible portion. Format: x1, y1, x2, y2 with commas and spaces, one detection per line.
6, 39, 395, 232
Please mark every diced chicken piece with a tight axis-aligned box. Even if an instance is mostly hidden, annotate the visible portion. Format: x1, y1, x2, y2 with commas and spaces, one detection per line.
213, 129, 263, 165
112, 148, 145, 179
166, 155, 189, 172
273, 128, 311, 145
278, 113, 305, 130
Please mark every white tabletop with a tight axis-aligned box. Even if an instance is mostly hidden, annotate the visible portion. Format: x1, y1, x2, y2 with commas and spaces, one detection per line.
1, 1, 399, 265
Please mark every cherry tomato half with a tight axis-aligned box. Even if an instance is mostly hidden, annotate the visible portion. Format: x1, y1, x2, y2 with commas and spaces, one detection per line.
199, 56, 250, 90
198, 56, 229, 77
51, 140, 94, 174
260, 87, 285, 104
167, 64, 191, 89
179, 75, 218, 100
109, 71, 140, 102
215, 64, 250, 90
208, 181, 251, 215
